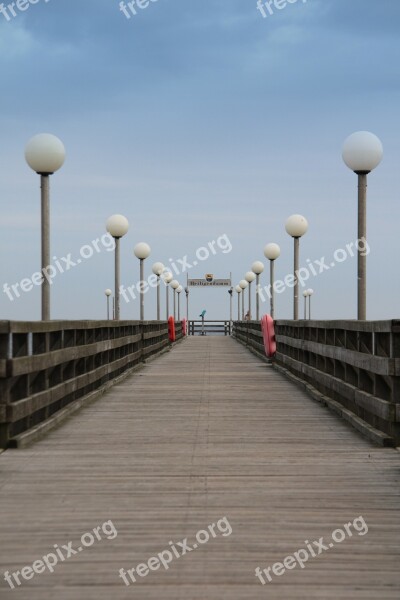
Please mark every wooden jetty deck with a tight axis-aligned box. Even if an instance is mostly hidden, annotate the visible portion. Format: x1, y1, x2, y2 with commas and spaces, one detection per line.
0, 336, 399, 599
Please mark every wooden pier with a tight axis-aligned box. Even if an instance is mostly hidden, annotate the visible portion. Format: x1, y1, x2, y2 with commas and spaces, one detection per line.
0, 336, 399, 599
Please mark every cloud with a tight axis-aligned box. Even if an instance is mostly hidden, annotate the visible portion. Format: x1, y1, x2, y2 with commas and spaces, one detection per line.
0, 22, 35, 58
0, 0, 399, 319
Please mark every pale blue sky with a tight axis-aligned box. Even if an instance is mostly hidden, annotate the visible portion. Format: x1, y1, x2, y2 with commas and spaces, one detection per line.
0, 0, 399, 321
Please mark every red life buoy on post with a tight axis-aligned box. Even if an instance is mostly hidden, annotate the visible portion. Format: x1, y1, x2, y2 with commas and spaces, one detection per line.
261, 314, 276, 358
168, 316, 176, 342
181, 318, 187, 336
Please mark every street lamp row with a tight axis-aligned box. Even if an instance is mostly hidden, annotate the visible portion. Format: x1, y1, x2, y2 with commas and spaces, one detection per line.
25, 130, 383, 322
105, 228, 185, 321
236, 215, 315, 321
24, 133, 186, 322
235, 130, 383, 322
235, 220, 295, 322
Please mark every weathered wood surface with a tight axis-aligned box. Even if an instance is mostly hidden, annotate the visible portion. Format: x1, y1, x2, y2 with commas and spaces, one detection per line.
0, 336, 399, 599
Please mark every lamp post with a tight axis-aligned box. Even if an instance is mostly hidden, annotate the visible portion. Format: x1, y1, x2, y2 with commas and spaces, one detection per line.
185, 286, 189, 329
306, 288, 314, 320
303, 290, 309, 320
264, 244, 280, 319
170, 280, 180, 320
163, 271, 173, 319
25, 133, 66, 320
152, 262, 164, 320
239, 280, 248, 320
177, 285, 183, 320
235, 285, 242, 321
285, 215, 308, 320
134, 243, 151, 321
105, 289, 112, 320
342, 131, 383, 320
228, 287, 233, 324
251, 261, 264, 321
245, 271, 256, 320
106, 214, 129, 321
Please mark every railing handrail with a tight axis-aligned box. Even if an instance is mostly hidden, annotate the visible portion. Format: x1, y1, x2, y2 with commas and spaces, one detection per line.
189, 319, 232, 323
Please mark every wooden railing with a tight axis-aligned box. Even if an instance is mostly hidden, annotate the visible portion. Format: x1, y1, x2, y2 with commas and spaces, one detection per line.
0, 320, 184, 448
188, 320, 232, 336
233, 319, 400, 447
232, 321, 265, 357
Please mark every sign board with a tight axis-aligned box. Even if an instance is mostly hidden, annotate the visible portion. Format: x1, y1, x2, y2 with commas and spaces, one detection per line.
188, 276, 231, 287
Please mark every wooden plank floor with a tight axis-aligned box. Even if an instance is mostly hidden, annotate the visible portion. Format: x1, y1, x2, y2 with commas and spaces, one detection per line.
0, 336, 399, 599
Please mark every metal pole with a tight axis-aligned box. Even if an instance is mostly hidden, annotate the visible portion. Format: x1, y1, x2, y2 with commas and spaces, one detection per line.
256, 274, 260, 321
229, 273, 232, 332
114, 237, 121, 320
178, 293, 181, 320
156, 275, 160, 320
166, 285, 169, 320
186, 275, 189, 324
248, 283, 251, 320
41, 175, 50, 320
140, 258, 144, 321
293, 237, 299, 320
241, 291, 245, 320
112, 297, 115, 320
358, 173, 367, 320
304, 296, 307, 320
107, 296, 110, 320
230, 291, 233, 322
173, 289, 176, 320
309, 295, 311, 320
237, 293, 240, 321
270, 260, 275, 320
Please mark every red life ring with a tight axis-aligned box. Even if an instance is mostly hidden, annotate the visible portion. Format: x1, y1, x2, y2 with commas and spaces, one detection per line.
168, 316, 176, 342
181, 318, 187, 336
260, 314, 276, 358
